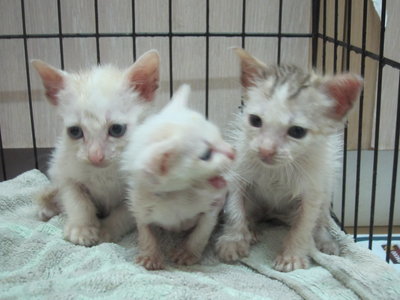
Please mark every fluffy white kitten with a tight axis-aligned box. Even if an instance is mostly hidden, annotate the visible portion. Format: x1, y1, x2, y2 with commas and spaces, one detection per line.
122, 85, 235, 270
216, 48, 363, 272
33, 50, 160, 246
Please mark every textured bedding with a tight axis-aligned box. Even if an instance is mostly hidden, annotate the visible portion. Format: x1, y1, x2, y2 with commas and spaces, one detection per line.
0, 170, 399, 299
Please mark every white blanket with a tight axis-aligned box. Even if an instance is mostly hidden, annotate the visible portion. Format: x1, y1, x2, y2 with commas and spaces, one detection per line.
0, 170, 399, 299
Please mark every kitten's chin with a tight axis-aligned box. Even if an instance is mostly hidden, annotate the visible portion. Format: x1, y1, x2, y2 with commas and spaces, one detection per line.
85, 160, 111, 168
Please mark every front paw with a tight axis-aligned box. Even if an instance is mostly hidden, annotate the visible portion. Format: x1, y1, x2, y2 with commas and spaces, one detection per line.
64, 223, 100, 246
171, 247, 201, 266
216, 235, 251, 262
273, 253, 310, 272
136, 253, 164, 270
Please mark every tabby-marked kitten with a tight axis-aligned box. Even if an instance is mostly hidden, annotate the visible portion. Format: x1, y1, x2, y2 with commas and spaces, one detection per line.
216, 48, 363, 272
122, 85, 235, 270
33, 50, 160, 246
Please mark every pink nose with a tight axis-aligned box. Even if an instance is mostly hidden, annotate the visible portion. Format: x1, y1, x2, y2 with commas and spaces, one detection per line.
226, 149, 236, 160
89, 150, 105, 165
258, 147, 276, 162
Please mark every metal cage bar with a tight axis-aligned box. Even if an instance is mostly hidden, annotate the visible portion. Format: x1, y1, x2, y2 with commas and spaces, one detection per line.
132, 0, 137, 61
356, 0, 369, 248
56, 0, 65, 69
94, 0, 101, 64
386, 72, 400, 262
369, 0, 387, 257
168, 0, 173, 98
21, 0, 39, 170
205, 0, 210, 119
277, 0, 283, 65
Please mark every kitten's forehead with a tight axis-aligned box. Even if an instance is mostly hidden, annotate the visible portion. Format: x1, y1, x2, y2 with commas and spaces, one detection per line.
260, 65, 312, 100
245, 67, 325, 129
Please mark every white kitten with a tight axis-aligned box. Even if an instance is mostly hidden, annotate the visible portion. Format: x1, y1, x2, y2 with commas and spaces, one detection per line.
33, 50, 160, 246
216, 48, 363, 272
122, 85, 235, 270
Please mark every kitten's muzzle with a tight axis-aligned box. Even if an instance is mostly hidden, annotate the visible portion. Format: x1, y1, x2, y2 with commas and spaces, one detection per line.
88, 149, 106, 167
258, 147, 277, 165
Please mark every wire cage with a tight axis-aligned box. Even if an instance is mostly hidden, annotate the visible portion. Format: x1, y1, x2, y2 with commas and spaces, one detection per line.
0, 0, 398, 264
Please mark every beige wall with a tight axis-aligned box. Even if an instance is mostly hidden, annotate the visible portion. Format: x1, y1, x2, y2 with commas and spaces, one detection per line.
316, 0, 399, 150
0, 0, 312, 148
3, 0, 398, 151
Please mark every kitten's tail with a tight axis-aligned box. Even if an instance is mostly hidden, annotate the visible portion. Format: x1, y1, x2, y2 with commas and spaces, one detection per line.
36, 185, 61, 221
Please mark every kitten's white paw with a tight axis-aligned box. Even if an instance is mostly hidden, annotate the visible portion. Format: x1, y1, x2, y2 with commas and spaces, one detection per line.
64, 223, 100, 246
216, 235, 251, 262
38, 207, 59, 221
171, 247, 201, 266
136, 254, 164, 270
316, 239, 340, 256
273, 254, 310, 272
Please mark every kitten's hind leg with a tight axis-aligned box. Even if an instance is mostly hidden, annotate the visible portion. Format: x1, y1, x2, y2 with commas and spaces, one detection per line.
313, 224, 340, 256
61, 183, 100, 246
171, 210, 219, 266
136, 224, 164, 270
36, 186, 60, 221
99, 202, 136, 242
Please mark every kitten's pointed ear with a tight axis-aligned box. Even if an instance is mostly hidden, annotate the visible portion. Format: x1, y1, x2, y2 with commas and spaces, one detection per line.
125, 49, 160, 102
145, 140, 178, 177
321, 74, 363, 120
234, 48, 267, 88
170, 84, 191, 108
31, 59, 66, 106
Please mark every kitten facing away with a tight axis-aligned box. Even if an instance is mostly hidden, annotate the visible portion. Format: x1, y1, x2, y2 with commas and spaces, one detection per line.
33, 50, 160, 246
216, 48, 363, 272
122, 85, 235, 270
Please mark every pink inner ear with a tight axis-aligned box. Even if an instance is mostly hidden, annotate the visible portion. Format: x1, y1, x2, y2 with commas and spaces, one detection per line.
159, 152, 170, 175
44, 80, 64, 105
130, 67, 159, 102
39, 68, 64, 105
234, 48, 266, 88
240, 61, 262, 88
324, 75, 363, 119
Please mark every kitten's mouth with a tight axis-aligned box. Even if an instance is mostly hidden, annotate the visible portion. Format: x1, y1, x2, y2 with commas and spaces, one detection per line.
208, 176, 227, 189
87, 160, 110, 168
260, 156, 276, 165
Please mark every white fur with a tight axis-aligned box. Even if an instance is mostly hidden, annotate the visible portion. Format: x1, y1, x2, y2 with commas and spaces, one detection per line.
217, 49, 362, 272
34, 50, 160, 246
122, 85, 234, 270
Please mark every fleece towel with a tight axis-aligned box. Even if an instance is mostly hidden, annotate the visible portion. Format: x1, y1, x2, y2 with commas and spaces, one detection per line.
0, 170, 399, 299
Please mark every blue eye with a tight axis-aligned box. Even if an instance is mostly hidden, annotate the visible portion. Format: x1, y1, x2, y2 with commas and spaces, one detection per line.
288, 126, 307, 139
249, 114, 262, 128
199, 148, 213, 161
109, 124, 127, 138
67, 126, 83, 139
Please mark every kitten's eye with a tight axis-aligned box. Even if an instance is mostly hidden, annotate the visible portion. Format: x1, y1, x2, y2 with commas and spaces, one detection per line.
199, 148, 213, 161
67, 126, 83, 139
287, 126, 307, 139
108, 124, 127, 138
249, 114, 262, 128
